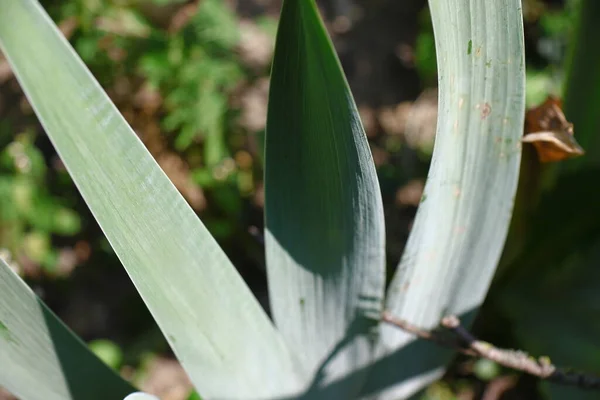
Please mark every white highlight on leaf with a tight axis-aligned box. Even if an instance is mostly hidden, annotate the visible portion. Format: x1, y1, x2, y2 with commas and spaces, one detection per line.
123, 392, 160, 400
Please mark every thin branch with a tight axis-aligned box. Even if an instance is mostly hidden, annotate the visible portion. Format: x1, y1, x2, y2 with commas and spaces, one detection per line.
440, 315, 555, 378
381, 312, 477, 357
381, 311, 600, 390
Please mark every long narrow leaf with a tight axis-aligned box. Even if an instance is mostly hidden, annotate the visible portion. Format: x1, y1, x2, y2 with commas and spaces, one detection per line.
0, 1, 304, 398
265, 0, 386, 396
0, 257, 136, 400
501, 230, 600, 400
364, 1, 526, 398
562, 0, 600, 172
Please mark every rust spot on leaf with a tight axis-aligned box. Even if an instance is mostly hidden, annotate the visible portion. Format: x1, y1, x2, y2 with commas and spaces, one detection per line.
453, 186, 461, 197
481, 103, 491, 119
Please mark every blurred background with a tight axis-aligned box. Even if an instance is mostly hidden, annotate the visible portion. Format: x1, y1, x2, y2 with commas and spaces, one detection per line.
0, 0, 583, 399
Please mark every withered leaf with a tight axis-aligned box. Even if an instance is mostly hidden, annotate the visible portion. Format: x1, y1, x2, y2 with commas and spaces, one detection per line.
522, 95, 584, 163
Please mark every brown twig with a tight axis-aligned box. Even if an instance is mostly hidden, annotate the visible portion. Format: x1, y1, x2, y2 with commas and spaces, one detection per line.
381, 311, 600, 390
381, 311, 477, 357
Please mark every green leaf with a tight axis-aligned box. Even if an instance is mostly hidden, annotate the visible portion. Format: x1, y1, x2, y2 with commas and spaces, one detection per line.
0, 1, 304, 398
501, 235, 600, 400
365, 0, 526, 397
496, 168, 600, 400
0, 257, 135, 400
498, 168, 600, 286
562, 0, 600, 172
265, 0, 385, 397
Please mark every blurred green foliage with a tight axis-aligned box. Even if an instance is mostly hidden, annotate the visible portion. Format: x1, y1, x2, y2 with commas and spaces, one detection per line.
137, 0, 242, 156
0, 129, 81, 273
525, 0, 580, 106
0, 0, 267, 276
89, 338, 125, 370
413, 7, 436, 87
59, 0, 250, 179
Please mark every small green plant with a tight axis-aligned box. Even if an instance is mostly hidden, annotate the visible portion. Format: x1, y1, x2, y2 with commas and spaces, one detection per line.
0, 0, 526, 399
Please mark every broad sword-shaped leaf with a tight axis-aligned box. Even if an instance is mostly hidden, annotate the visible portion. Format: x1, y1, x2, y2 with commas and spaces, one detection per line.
265, 0, 386, 397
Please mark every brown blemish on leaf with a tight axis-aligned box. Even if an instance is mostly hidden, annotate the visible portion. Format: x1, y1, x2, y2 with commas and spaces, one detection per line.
522, 95, 585, 163
475, 47, 482, 57
481, 103, 491, 119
